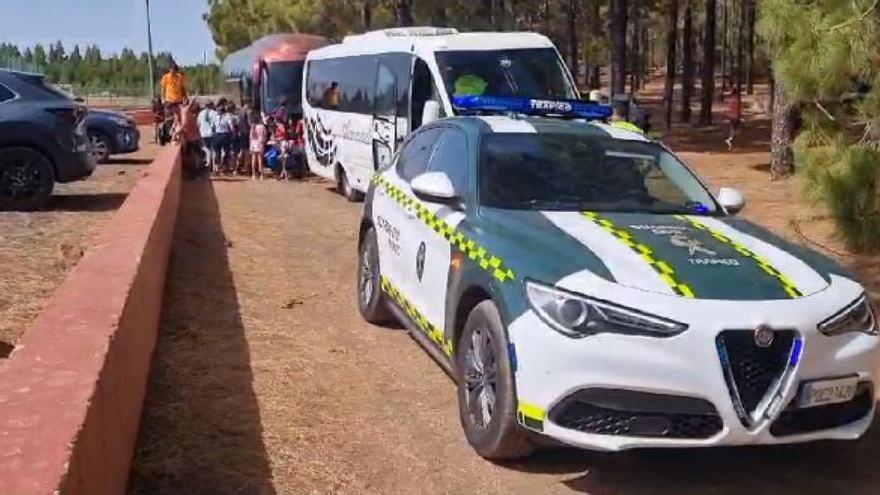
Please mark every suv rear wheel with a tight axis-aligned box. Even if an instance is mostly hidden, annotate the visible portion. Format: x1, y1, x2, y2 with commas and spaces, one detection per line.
357, 227, 392, 324
0, 147, 55, 211
456, 300, 534, 459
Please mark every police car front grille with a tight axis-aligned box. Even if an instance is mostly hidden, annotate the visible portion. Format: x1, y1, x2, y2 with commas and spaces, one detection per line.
770, 382, 874, 437
717, 330, 795, 421
550, 390, 723, 439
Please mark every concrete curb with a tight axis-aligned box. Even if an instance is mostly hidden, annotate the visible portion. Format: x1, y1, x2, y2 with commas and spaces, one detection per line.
0, 146, 181, 495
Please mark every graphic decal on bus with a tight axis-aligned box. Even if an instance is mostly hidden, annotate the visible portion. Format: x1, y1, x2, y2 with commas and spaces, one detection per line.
307, 115, 338, 168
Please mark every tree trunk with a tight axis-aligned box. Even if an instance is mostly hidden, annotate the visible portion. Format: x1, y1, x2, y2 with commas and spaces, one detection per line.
680, 0, 694, 123
630, 13, 639, 94
543, 0, 551, 33
721, 0, 728, 94
362, 0, 372, 29
494, 0, 506, 30
588, 0, 601, 88
770, 79, 798, 179
610, 0, 628, 96
663, 0, 678, 129
736, 0, 744, 91
395, 0, 414, 27
428, 0, 447, 26
746, 0, 756, 94
699, 0, 717, 125
568, 0, 580, 84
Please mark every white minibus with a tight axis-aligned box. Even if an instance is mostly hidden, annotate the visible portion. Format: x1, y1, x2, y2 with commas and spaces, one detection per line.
302, 27, 579, 200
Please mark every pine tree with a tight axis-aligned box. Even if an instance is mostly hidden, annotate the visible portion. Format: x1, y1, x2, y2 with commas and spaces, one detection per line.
699, 0, 717, 125
760, 0, 880, 250
610, 0, 628, 96
680, 0, 694, 122
663, 0, 678, 128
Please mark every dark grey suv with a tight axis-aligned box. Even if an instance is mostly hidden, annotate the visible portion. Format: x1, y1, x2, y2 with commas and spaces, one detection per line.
0, 69, 95, 210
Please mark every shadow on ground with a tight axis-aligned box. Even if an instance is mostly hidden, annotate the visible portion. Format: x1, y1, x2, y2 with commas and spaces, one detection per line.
129, 179, 275, 495
0, 340, 13, 358
105, 157, 154, 166
45, 193, 128, 212
502, 414, 880, 495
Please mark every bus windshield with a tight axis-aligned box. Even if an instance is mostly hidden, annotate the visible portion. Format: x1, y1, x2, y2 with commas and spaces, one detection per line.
265, 61, 305, 114
435, 48, 577, 101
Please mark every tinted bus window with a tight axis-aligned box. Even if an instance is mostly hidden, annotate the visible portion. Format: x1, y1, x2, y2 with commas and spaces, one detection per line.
265, 61, 305, 114
306, 55, 377, 114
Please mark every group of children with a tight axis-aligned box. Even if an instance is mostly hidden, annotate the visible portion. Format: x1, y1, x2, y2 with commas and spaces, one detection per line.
168, 97, 306, 180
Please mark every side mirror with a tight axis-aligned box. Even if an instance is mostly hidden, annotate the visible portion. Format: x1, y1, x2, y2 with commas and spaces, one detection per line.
422, 100, 441, 126
411, 172, 458, 205
717, 187, 745, 215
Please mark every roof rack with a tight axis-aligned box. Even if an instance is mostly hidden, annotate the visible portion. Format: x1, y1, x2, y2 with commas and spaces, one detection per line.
452, 95, 612, 121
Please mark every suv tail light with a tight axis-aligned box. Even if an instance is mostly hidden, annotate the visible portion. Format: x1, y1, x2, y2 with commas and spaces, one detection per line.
46, 106, 85, 125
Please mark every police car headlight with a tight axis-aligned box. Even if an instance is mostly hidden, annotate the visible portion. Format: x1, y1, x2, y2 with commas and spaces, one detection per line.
524, 280, 688, 338
818, 295, 877, 336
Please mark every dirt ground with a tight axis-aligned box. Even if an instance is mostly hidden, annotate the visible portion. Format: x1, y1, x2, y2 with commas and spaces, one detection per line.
0, 128, 158, 352
130, 121, 880, 495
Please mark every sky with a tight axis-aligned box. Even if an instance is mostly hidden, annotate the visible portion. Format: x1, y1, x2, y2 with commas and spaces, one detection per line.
0, 0, 217, 64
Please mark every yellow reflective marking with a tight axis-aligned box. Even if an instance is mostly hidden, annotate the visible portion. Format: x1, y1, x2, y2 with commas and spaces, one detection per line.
380, 276, 454, 356
372, 174, 516, 283
583, 212, 696, 298
517, 401, 546, 421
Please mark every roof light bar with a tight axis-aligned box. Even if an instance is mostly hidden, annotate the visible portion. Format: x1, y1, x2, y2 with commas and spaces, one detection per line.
452, 95, 612, 120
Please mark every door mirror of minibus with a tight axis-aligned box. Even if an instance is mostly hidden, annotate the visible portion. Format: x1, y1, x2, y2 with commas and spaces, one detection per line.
411, 172, 460, 207
717, 187, 746, 215
422, 100, 441, 126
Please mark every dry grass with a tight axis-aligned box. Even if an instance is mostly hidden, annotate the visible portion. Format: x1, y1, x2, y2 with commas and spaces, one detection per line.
0, 130, 158, 351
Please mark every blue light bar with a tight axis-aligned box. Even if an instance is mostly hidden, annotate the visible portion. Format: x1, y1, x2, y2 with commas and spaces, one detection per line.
790, 339, 803, 366
452, 94, 612, 120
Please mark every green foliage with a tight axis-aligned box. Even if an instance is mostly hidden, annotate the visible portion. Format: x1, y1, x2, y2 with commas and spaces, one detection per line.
760, 0, 880, 251
205, 0, 610, 63
0, 42, 220, 97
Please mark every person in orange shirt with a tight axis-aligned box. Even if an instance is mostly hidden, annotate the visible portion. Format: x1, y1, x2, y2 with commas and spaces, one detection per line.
160, 61, 187, 124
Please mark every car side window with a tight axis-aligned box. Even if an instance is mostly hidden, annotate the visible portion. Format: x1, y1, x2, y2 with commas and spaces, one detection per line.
396, 128, 442, 181
427, 129, 469, 195
0, 84, 14, 103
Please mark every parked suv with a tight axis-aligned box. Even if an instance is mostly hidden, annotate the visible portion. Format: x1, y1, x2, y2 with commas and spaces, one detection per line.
85, 109, 140, 163
0, 69, 94, 210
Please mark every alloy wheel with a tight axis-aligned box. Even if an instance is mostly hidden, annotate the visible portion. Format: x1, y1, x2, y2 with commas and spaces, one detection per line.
463, 326, 498, 429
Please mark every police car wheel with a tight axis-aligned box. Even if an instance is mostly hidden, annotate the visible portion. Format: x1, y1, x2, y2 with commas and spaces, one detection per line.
357, 227, 392, 324
456, 301, 534, 460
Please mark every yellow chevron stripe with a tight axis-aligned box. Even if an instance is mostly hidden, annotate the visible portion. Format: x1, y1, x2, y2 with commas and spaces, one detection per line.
676, 216, 803, 299
583, 212, 696, 298
372, 174, 516, 283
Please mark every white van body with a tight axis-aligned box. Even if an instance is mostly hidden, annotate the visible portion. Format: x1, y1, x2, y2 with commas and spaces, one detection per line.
301, 27, 579, 197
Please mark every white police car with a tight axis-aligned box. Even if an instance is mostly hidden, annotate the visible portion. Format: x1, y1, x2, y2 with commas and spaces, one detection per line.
356, 96, 878, 459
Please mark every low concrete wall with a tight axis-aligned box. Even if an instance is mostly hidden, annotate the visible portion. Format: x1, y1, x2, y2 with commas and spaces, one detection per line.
0, 146, 181, 494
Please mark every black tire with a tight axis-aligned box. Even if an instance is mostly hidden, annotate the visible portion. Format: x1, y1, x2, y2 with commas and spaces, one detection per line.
0, 147, 55, 211
88, 131, 112, 164
357, 227, 392, 324
338, 166, 363, 202
456, 301, 534, 460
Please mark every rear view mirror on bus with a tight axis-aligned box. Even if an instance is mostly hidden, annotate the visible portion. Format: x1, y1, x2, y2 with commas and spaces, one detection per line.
422, 100, 441, 126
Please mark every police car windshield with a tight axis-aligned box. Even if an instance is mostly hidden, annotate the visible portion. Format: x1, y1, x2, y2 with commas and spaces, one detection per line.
436, 48, 577, 101
479, 133, 719, 214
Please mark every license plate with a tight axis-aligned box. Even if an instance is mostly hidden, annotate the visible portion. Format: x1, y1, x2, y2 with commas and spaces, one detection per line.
798, 376, 858, 409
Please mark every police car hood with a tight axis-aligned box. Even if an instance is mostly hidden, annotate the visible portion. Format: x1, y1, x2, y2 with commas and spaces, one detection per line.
479, 209, 847, 301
